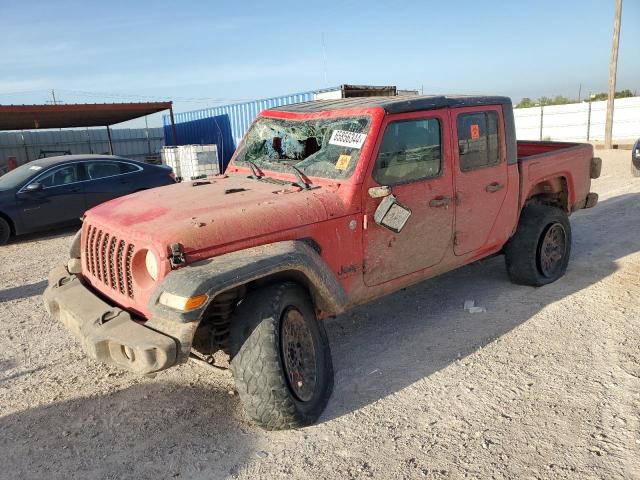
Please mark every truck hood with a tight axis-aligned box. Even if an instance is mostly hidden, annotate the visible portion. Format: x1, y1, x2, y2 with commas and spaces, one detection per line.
86, 175, 347, 258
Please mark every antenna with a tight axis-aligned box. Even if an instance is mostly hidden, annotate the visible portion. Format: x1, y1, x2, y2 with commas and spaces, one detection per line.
321, 32, 328, 86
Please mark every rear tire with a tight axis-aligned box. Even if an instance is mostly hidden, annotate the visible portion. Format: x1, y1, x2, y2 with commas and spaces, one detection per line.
229, 282, 333, 430
505, 204, 571, 286
0, 217, 11, 245
632, 163, 640, 177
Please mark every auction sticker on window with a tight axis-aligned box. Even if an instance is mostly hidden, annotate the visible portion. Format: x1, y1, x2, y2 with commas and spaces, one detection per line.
329, 130, 367, 149
335, 154, 352, 170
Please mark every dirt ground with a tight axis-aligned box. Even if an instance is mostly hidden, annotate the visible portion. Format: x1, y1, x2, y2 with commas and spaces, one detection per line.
1, 150, 639, 480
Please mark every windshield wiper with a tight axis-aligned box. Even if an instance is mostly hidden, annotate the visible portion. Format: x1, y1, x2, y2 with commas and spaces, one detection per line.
244, 159, 314, 191
288, 165, 311, 190
245, 160, 263, 180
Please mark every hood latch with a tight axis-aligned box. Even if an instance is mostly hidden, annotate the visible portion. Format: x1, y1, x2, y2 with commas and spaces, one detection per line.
169, 243, 186, 268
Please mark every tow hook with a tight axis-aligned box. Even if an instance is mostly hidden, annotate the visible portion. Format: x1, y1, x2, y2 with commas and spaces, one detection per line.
98, 310, 120, 325
169, 243, 186, 268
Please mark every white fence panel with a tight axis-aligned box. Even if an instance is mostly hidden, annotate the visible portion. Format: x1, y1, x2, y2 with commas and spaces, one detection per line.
514, 97, 640, 142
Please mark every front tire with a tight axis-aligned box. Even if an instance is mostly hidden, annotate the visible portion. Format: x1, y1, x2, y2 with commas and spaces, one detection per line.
229, 282, 333, 430
505, 204, 571, 286
0, 217, 11, 245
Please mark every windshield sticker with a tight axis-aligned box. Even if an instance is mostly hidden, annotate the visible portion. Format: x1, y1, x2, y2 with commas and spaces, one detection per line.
470, 124, 480, 139
335, 154, 352, 171
29, 165, 43, 171
329, 130, 367, 149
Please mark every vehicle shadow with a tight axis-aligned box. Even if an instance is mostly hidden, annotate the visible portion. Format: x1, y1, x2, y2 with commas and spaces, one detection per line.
0, 358, 16, 372
0, 280, 47, 302
0, 382, 257, 480
322, 192, 640, 422
6, 224, 78, 245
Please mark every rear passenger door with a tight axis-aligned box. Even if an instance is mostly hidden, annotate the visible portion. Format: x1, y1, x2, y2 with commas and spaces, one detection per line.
452, 106, 508, 255
83, 160, 142, 209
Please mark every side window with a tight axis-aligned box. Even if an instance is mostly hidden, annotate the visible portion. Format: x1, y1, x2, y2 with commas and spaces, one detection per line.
86, 161, 121, 180
374, 118, 442, 185
38, 165, 79, 188
457, 111, 501, 171
119, 162, 140, 174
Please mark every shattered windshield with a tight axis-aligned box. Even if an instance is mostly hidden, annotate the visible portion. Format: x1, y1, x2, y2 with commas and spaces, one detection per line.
234, 115, 372, 179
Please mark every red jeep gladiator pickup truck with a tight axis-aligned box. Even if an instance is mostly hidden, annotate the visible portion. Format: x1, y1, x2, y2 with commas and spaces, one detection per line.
45, 95, 601, 430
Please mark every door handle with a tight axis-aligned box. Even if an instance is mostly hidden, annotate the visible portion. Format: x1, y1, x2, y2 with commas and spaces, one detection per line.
485, 182, 504, 193
429, 196, 451, 208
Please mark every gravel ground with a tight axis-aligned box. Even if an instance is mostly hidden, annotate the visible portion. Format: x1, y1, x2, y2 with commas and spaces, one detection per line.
1, 150, 639, 480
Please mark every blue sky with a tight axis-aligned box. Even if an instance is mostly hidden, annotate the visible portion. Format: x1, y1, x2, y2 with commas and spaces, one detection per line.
1, 0, 638, 128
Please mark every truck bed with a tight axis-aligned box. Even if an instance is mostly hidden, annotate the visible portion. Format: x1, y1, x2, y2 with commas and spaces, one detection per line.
516, 140, 595, 212
517, 140, 584, 160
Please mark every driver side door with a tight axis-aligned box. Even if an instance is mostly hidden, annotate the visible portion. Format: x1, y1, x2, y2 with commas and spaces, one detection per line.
363, 111, 455, 286
17, 163, 86, 232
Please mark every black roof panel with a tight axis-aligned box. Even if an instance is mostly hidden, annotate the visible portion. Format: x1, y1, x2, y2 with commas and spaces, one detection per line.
270, 95, 512, 114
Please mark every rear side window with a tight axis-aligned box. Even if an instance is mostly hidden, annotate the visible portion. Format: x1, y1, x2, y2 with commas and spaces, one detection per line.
86, 161, 122, 179
119, 162, 140, 174
457, 111, 500, 171
38, 165, 80, 188
374, 118, 442, 185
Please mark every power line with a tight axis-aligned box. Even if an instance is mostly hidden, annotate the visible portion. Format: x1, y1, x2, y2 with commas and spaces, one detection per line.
0, 89, 51, 97
56, 89, 256, 104
0, 88, 256, 105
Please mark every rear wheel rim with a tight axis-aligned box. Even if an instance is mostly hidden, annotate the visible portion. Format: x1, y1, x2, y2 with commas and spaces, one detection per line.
280, 307, 317, 402
538, 223, 567, 278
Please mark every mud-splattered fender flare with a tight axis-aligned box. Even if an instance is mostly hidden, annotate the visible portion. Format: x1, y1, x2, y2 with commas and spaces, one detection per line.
145, 241, 347, 362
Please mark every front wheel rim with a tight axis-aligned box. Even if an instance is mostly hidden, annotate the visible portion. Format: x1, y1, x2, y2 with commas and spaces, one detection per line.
280, 307, 317, 402
538, 223, 567, 278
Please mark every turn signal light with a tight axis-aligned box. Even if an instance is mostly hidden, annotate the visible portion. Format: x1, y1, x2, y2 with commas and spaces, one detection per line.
159, 292, 208, 312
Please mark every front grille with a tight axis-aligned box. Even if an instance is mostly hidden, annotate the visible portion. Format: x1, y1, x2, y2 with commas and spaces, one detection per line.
85, 224, 135, 298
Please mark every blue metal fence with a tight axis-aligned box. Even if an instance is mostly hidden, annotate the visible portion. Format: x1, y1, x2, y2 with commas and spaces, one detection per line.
163, 87, 339, 169
163, 114, 235, 170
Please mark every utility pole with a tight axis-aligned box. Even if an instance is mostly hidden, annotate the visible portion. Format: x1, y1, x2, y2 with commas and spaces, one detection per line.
51, 89, 57, 105
605, 0, 622, 149
587, 93, 594, 141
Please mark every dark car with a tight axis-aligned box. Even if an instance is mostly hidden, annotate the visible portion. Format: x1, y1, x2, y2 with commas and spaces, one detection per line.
0, 154, 176, 245
633, 138, 640, 177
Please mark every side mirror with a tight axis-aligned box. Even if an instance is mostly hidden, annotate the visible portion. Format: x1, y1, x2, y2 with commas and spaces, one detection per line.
24, 182, 43, 192
373, 194, 412, 233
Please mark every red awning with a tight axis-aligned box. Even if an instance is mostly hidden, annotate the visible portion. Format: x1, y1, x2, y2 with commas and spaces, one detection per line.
0, 102, 172, 131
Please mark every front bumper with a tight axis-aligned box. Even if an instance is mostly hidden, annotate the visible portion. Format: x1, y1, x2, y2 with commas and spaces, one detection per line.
44, 264, 177, 374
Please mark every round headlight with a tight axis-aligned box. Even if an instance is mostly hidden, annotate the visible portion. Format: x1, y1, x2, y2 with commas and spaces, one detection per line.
145, 250, 159, 281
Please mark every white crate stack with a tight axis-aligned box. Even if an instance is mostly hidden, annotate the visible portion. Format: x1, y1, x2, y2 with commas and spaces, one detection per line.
160, 146, 181, 178
161, 144, 219, 180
